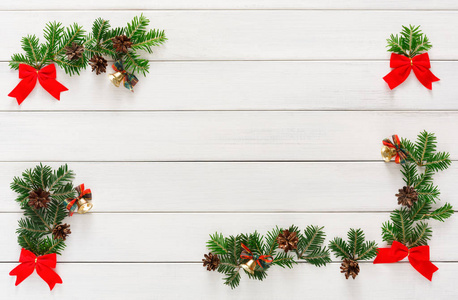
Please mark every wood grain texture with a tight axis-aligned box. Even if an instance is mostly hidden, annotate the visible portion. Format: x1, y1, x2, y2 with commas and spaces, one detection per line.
0, 112, 456, 161
2, 61, 455, 111
1, 213, 457, 262
2, 11, 458, 61
1, 263, 457, 300
2, 0, 458, 10
0, 162, 456, 212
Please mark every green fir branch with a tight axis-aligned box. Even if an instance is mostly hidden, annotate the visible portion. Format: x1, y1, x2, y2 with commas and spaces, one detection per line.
383, 131, 452, 250
387, 25, 432, 58
207, 225, 329, 288
329, 228, 377, 262
11, 164, 78, 256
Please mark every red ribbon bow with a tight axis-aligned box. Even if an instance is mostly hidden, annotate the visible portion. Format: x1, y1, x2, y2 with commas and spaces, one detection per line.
373, 241, 438, 281
383, 53, 439, 90
8, 64, 68, 105
9, 248, 63, 290
240, 243, 273, 269
65, 184, 92, 216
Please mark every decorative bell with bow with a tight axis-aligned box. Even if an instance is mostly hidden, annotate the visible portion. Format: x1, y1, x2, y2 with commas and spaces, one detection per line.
239, 243, 272, 275
381, 134, 408, 164
108, 60, 138, 91
64, 184, 93, 216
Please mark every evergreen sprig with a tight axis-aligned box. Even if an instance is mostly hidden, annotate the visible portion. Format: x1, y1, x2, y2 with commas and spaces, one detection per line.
386, 25, 432, 58
205, 225, 330, 288
10, 22, 87, 75
11, 164, 77, 256
329, 228, 378, 261
85, 14, 167, 76
381, 131, 453, 248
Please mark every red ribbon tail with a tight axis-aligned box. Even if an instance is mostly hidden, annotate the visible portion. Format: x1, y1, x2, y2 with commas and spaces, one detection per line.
8, 76, 38, 105
412, 66, 440, 90
38, 76, 68, 100
9, 262, 35, 286
408, 256, 439, 281
36, 263, 63, 290
383, 65, 412, 90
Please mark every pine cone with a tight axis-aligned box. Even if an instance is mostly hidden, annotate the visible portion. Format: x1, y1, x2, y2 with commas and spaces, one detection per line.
64, 42, 84, 60
340, 258, 360, 279
52, 223, 71, 240
202, 253, 220, 271
28, 188, 51, 209
396, 186, 418, 207
89, 55, 108, 75
112, 35, 133, 53
277, 229, 298, 253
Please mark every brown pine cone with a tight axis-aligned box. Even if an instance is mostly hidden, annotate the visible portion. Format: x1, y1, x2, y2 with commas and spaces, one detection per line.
277, 229, 298, 253
396, 186, 418, 207
89, 55, 108, 75
64, 42, 84, 60
112, 35, 133, 53
340, 258, 360, 279
28, 188, 51, 209
202, 253, 220, 271
52, 223, 71, 240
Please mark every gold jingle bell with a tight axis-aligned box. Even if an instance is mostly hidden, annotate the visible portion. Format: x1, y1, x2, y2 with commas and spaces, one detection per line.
240, 259, 256, 275
381, 145, 397, 162
108, 72, 124, 87
77, 198, 93, 214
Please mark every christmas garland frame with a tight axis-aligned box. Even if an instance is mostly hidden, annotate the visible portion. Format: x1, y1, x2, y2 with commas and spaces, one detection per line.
8, 14, 167, 105
9, 164, 93, 290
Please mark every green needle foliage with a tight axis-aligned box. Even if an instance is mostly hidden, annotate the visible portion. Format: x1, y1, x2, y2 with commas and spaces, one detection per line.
10, 22, 87, 75
329, 229, 378, 261
85, 14, 167, 76
205, 225, 330, 288
381, 131, 453, 248
386, 25, 432, 58
11, 164, 77, 256
329, 228, 377, 279
9, 14, 166, 79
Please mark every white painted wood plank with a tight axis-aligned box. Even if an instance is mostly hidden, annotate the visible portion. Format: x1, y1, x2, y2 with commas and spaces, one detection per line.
2, 11, 458, 60
0, 112, 456, 161
0, 162, 456, 212
3, 0, 458, 10
1, 263, 457, 299
2, 61, 455, 111
1, 213, 456, 262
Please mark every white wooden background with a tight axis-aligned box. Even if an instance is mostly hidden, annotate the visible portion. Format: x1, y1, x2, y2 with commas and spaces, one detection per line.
1, 1, 458, 299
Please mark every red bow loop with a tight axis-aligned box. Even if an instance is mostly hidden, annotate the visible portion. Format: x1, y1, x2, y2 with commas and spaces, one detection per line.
373, 241, 438, 281
9, 248, 62, 290
383, 53, 439, 90
8, 64, 68, 105
412, 53, 432, 68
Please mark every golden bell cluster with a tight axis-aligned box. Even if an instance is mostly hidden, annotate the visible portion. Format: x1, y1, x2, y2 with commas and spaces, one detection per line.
381, 145, 397, 162
108, 72, 124, 87
76, 198, 93, 214
240, 259, 256, 274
